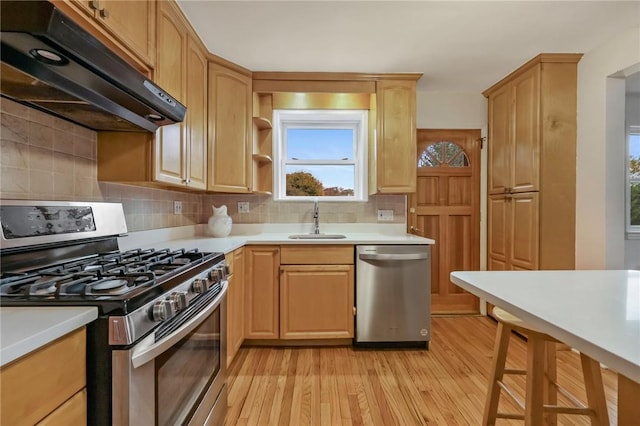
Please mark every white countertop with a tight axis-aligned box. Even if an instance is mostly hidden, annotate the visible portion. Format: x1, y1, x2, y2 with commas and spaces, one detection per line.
0, 307, 98, 367
118, 223, 434, 253
450, 270, 640, 384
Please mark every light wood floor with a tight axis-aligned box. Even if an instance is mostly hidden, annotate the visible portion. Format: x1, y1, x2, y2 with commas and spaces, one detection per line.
225, 316, 619, 425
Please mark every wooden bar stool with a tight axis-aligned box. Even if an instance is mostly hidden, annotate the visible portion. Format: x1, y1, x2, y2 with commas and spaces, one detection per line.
483, 307, 610, 426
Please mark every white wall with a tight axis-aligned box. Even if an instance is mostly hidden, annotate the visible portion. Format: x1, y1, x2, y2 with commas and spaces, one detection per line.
415, 91, 488, 272
576, 26, 640, 269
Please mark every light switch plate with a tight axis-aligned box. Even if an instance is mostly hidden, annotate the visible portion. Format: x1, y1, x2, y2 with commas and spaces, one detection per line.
238, 202, 250, 214
173, 201, 182, 215
377, 209, 394, 221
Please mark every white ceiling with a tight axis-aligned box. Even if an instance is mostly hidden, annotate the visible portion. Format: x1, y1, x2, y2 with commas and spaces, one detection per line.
177, 1, 640, 93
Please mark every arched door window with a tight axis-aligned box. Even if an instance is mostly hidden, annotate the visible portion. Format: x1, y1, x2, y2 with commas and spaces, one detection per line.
418, 141, 469, 168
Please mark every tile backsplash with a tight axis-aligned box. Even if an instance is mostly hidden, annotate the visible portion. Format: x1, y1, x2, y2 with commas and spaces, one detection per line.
0, 98, 405, 232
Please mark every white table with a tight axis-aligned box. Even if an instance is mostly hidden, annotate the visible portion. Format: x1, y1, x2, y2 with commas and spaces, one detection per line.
450, 270, 640, 426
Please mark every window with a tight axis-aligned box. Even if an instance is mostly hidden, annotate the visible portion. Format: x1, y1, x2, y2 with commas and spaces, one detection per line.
418, 141, 469, 168
627, 126, 640, 237
273, 110, 367, 201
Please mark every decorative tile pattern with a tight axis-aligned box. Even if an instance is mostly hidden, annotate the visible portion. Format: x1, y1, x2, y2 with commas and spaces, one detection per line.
0, 99, 406, 232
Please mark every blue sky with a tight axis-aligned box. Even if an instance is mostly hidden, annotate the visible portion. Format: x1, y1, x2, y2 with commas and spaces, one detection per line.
287, 128, 354, 188
631, 134, 640, 158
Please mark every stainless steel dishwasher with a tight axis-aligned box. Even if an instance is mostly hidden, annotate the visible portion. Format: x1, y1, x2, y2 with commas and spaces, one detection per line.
355, 245, 431, 348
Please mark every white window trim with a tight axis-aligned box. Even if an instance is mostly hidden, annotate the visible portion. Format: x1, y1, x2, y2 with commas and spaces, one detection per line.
626, 125, 640, 238
272, 109, 368, 202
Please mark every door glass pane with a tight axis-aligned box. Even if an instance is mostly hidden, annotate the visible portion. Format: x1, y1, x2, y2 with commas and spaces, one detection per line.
285, 165, 355, 196
418, 141, 469, 168
287, 128, 354, 160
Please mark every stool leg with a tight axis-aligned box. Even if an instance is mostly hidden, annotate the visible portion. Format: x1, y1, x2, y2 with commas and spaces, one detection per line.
525, 334, 545, 426
483, 322, 512, 426
544, 342, 558, 426
580, 353, 610, 426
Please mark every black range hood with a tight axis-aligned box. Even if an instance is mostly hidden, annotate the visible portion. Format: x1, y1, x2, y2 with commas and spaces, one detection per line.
0, 1, 186, 132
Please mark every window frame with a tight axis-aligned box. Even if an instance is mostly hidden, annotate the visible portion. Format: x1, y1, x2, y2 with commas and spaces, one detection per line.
272, 109, 368, 202
626, 125, 640, 238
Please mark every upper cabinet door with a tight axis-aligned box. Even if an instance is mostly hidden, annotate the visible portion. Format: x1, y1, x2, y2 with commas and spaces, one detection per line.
487, 84, 512, 195
375, 80, 417, 194
511, 65, 540, 193
208, 63, 252, 193
154, 1, 187, 186
185, 35, 208, 190
66, 0, 155, 67
99, 0, 156, 67
487, 65, 540, 195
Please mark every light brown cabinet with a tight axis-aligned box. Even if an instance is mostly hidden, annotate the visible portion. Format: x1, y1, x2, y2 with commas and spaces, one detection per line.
244, 246, 280, 339
96, 1, 208, 190
99, 1, 208, 190
484, 53, 581, 272
280, 245, 354, 340
0, 328, 87, 425
371, 79, 418, 194
61, 0, 155, 69
208, 62, 252, 193
226, 248, 245, 367
488, 192, 539, 271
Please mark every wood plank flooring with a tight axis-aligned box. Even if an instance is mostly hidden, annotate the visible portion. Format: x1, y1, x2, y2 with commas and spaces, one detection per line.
225, 316, 619, 425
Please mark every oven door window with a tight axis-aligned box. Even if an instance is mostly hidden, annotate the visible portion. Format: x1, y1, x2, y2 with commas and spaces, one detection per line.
156, 307, 220, 425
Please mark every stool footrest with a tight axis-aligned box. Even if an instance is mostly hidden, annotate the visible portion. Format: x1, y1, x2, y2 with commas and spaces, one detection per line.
496, 412, 525, 420
543, 405, 594, 416
504, 368, 526, 375
497, 380, 525, 410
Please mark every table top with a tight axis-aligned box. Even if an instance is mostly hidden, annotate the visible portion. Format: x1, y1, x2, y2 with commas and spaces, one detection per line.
450, 270, 640, 384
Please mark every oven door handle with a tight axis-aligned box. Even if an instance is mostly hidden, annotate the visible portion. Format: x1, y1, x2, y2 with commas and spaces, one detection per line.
131, 281, 227, 369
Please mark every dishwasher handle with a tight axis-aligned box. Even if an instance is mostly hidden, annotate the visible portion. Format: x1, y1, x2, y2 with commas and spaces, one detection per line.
359, 252, 429, 261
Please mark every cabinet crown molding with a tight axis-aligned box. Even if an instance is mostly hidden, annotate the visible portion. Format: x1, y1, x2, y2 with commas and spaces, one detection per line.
482, 53, 583, 97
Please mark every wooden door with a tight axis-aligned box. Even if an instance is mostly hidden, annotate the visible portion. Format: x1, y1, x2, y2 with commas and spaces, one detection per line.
185, 34, 207, 190
208, 63, 252, 193
280, 265, 354, 339
154, 1, 186, 186
244, 246, 280, 339
408, 129, 481, 314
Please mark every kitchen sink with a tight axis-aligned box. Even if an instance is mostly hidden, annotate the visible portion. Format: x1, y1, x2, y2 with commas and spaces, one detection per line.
288, 233, 347, 239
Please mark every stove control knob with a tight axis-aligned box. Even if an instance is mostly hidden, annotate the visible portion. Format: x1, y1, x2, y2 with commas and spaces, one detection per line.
208, 269, 221, 282
192, 278, 209, 294
170, 291, 188, 311
151, 300, 174, 322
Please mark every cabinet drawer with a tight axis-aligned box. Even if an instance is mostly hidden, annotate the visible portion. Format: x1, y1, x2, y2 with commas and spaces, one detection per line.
37, 389, 87, 426
280, 245, 354, 265
0, 328, 86, 425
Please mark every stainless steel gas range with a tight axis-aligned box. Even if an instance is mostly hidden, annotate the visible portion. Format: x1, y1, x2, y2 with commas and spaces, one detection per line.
0, 201, 228, 426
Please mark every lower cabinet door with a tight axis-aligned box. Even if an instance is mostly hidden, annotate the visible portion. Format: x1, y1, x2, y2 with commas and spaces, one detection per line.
280, 265, 354, 339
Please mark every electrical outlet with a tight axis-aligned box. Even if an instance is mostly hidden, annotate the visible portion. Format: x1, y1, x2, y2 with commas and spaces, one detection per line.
238, 202, 250, 214
377, 209, 394, 222
173, 201, 182, 215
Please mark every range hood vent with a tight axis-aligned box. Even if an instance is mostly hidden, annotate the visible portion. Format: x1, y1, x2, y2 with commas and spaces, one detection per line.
0, 1, 186, 132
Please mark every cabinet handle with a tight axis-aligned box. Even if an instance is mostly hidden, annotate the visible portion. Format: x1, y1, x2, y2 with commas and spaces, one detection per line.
410, 225, 421, 233
89, 0, 99, 10
99, 8, 109, 18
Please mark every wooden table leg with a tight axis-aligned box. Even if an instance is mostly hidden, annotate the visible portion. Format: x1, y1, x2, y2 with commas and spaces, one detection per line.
618, 375, 640, 426
524, 335, 545, 425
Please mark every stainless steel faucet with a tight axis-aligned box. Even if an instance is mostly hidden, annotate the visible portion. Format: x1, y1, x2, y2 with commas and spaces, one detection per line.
313, 198, 320, 234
